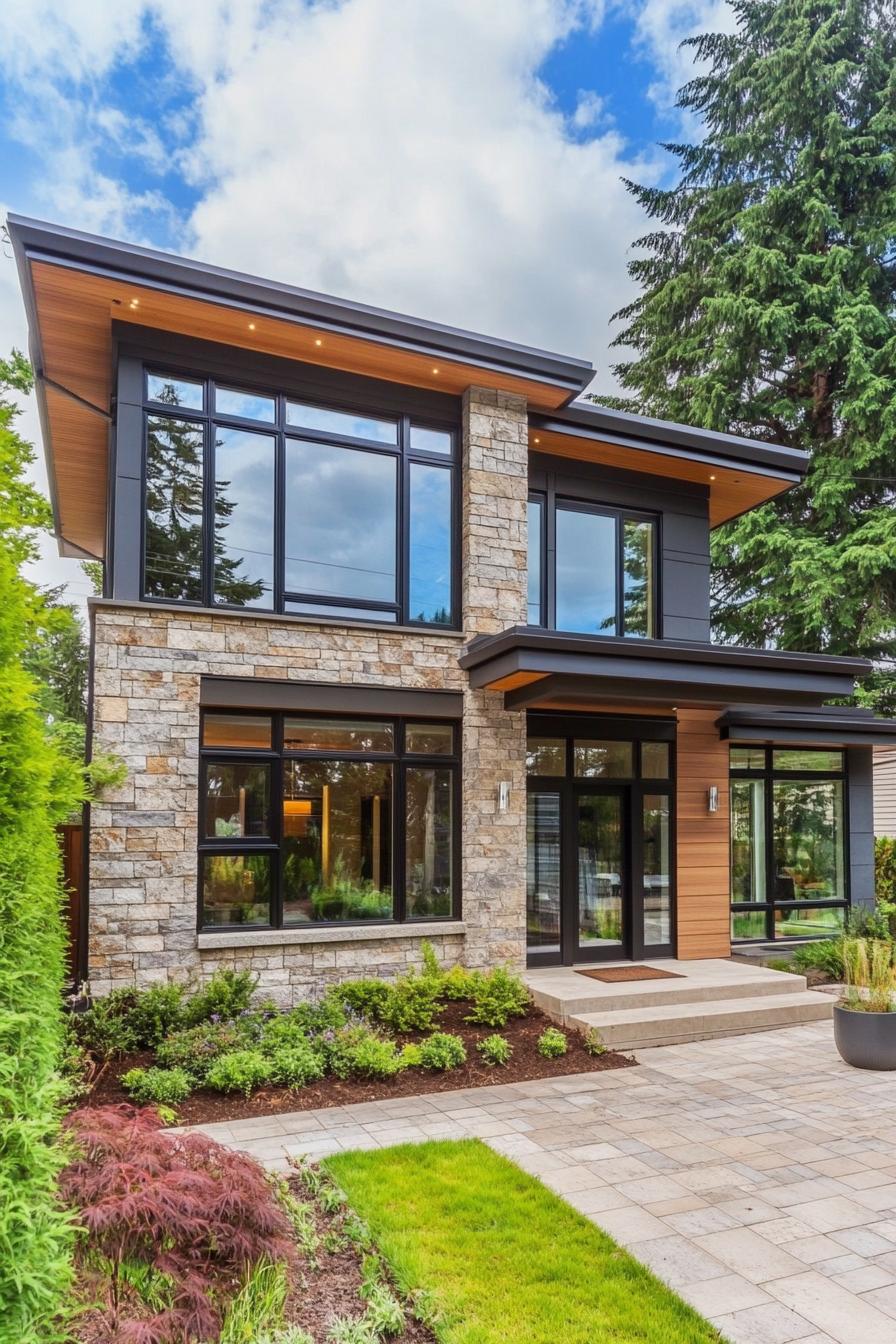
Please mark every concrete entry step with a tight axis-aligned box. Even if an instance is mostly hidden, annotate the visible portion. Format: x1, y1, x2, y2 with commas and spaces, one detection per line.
570, 990, 834, 1050
524, 958, 834, 1048
525, 958, 811, 1019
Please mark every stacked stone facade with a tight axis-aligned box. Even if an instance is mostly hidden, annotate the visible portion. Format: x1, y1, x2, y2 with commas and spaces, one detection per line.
86, 387, 529, 1001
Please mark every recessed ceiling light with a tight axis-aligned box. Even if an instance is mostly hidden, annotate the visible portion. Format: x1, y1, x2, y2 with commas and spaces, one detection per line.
432, 367, 439, 375
248, 322, 256, 331
534, 437, 540, 444
315, 338, 323, 346
709, 474, 716, 480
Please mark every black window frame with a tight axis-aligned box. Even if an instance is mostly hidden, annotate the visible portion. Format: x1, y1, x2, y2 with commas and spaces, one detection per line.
141, 364, 460, 629
729, 745, 850, 943
197, 709, 461, 932
527, 489, 659, 638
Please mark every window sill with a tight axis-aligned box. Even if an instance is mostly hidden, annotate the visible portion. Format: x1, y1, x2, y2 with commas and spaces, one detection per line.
197, 921, 466, 950
89, 597, 466, 640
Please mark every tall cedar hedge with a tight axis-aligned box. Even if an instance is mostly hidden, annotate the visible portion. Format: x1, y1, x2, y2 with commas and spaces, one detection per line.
606, 0, 896, 711
0, 353, 83, 1341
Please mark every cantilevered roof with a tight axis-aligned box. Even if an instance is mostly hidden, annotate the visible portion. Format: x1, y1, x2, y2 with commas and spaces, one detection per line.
459, 627, 867, 711
530, 402, 809, 529
8, 214, 594, 558
717, 706, 896, 746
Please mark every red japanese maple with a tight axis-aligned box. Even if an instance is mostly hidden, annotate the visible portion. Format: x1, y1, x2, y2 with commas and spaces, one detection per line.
61, 1105, 295, 1343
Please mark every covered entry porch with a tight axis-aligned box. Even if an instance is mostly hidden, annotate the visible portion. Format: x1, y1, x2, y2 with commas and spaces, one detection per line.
458, 627, 888, 967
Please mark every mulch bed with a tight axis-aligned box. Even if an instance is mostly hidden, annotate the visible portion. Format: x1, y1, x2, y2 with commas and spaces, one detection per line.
87, 1000, 636, 1126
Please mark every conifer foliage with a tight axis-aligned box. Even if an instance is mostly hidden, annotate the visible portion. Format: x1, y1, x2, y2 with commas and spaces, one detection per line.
608, 0, 896, 708
0, 352, 84, 1340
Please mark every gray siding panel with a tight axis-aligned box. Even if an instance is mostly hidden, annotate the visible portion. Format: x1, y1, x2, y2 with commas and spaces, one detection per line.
848, 746, 875, 908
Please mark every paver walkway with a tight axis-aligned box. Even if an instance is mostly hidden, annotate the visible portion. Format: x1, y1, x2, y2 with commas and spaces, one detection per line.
192, 1021, 896, 1344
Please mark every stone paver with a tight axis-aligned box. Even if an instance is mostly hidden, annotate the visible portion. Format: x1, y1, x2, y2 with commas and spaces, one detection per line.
189, 1022, 896, 1344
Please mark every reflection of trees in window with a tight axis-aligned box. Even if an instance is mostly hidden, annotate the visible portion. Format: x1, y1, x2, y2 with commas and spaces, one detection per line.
623, 519, 654, 637
144, 389, 265, 605
406, 768, 452, 916
773, 780, 843, 899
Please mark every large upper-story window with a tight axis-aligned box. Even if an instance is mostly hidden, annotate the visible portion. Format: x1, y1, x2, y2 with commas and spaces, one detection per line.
142, 370, 457, 627
527, 492, 657, 637
730, 747, 847, 941
199, 711, 459, 929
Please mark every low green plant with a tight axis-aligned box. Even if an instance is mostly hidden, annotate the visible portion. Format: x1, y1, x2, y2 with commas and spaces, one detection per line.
418, 1031, 467, 1071
257, 1329, 315, 1344
841, 938, 896, 1013
127, 982, 187, 1046
205, 1048, 273, 1096
537, 1027, 568, 1059
121, 1065, 194, 1106
465, 965, 530, 1027
219, 1258, 289, 1344
582, 1027, 606, 1057
74, 989, 141, 1059
333, 977, 391, 1021
329, 1026, 406, 1080
380, 971, 441, 1032
398, 1042, 422, 1068
362, 1281, 405, 1336
326, 1316, 377, 1344
183, 968, 258, 1025
278, 1187, 321, 1268
156, 1019, 257, 1079
477, 1034, 512, 1066
440, 962, 478, 1001
420, 940, 441, 981
269, 1040, 326, 1090
790, 938, 846, 980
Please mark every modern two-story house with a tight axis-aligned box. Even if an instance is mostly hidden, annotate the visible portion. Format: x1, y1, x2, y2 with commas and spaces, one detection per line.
11, 215, 896, 1002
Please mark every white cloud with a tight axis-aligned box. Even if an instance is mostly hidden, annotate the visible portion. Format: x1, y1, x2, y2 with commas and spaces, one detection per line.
628, 0, 736, 120
2, 0, 709, 601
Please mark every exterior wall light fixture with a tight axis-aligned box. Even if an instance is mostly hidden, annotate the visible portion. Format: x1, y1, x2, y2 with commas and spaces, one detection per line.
498, 781, 510, 813
707, 785, 719, 814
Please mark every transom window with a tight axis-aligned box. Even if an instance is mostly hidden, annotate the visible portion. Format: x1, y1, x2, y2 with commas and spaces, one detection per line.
730, 746, 847, 942
142, 370, 457, 627
527, 493, 657, 637
199, 712, 459, 930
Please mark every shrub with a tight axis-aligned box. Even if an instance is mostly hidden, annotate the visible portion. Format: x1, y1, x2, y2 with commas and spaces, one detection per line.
465, 966, 530, 1027
420, 940, 441, 981
440, 963, 478, 1001
0, 352, 86, 1337
61, 1105, 295, 1344
398, 1043, 422, 1068
537, 1027, 568, 1059
206, 1049, 273, 1097
157, 1020, 257, 1080
74, 988, 141, 1060
183, 968, 258, 1025
268, 1041, 326, 1090
876, 836, 896, 911
582, 1027, 607, 1057
329, 1027, 406, 1080
791, 938, 846, 980
477, 1034, 512, 1066
121, 1066, 193, 1107
128, 983, 187, 1047
418, 1032, 467, 1071
332, 978, 391, 1021
380, 971, 441, 1033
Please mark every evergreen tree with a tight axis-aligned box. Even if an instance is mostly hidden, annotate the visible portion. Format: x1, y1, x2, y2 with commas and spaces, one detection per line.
607, 0, 896, 710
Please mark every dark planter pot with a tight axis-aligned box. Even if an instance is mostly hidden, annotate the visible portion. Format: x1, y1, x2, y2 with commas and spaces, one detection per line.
833, 1002, 896, 1071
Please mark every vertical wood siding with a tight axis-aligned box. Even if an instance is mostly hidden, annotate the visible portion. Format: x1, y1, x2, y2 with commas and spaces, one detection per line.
676, 709, 731, 958
874, 748, 896, 837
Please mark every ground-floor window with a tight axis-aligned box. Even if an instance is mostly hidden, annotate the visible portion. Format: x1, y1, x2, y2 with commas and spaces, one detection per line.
198, 711, 459, 929
730, 747, 847, 941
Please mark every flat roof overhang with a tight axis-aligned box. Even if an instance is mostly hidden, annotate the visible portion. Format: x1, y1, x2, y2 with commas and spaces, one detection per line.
529, 404, 809, 528
718, 706, 896, 747
8, 214, 594, 558
458, 627, 868, 711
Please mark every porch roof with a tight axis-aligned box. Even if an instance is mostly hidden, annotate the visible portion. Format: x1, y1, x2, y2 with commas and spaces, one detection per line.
458, 626, 869, 711
717, 705, 896, 747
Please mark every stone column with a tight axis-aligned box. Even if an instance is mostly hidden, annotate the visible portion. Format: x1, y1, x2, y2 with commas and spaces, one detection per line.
460, 388, 529, 969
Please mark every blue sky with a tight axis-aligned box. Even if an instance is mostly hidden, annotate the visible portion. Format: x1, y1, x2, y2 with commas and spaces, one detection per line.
0, 0, 732, 598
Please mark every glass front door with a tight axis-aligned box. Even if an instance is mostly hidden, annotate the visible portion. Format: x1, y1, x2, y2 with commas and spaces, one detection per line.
574, 789, 626, 960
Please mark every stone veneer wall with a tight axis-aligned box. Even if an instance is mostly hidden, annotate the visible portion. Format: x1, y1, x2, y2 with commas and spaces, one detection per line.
86, 386, 529, 1001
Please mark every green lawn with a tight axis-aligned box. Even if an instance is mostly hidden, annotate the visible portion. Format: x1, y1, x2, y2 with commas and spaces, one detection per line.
326, 1139, 723, 1344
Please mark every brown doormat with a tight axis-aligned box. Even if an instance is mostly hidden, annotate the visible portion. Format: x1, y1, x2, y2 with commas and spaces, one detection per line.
576, 965, 684, 982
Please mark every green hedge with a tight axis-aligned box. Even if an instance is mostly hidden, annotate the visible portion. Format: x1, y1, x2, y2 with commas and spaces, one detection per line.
0, 358, 84, 1342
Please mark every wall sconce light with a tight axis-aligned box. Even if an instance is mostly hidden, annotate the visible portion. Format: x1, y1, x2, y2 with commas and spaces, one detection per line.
707, 785, 719, 814
498, 781, 510, 813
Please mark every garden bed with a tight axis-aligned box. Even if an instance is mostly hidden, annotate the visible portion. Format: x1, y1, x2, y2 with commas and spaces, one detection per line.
86, 997, 635, 1125
67, 955, 636, 1129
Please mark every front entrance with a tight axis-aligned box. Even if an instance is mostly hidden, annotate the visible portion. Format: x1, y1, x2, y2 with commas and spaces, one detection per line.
526, 715, 675, 966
